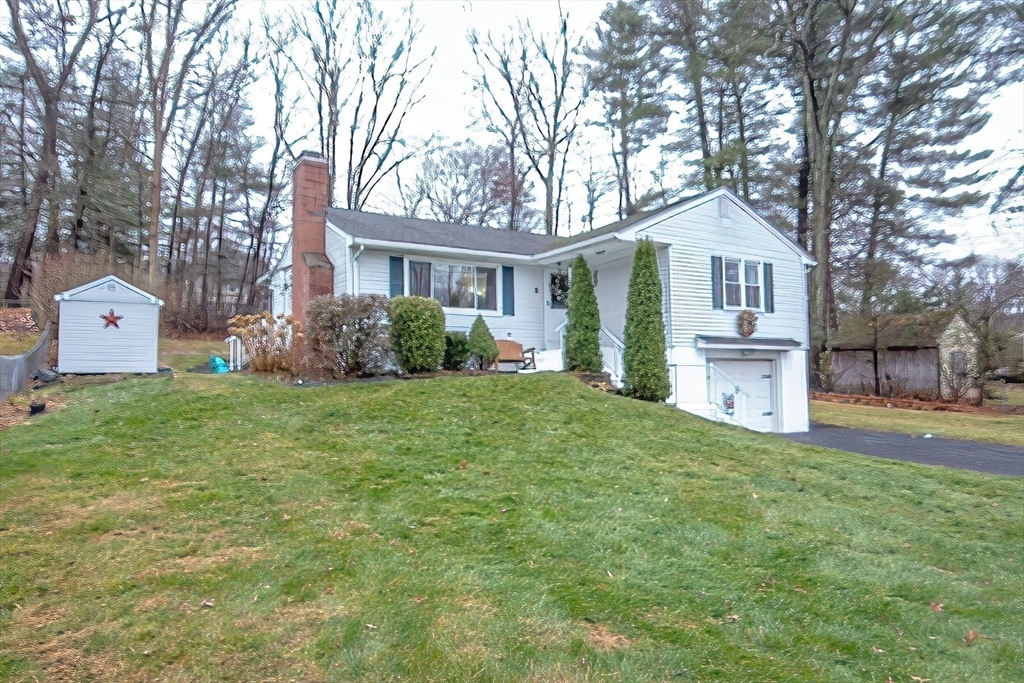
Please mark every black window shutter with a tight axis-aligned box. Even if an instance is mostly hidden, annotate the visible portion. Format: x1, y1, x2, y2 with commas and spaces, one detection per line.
763, 262, 775, 313
711, 256, 723, 310
389, 256, 404, 298
502, 266, 515, 316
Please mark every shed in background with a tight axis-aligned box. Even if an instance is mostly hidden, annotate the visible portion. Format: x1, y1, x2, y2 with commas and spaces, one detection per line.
54, 275, 164, 374
829, 311, 980, 402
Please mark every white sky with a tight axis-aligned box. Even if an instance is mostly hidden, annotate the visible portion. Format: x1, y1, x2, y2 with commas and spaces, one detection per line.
249, 0, 1022, 260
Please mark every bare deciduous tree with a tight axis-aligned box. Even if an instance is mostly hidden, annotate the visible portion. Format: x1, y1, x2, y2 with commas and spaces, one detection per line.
3, 0, 98, 299
470, 7, 589, 235
138, 0, 235, 283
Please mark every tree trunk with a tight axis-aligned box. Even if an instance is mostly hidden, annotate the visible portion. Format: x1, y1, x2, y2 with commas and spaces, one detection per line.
147, 114, 165, 284
860, 106, 899, 315
796, 123, 810, 250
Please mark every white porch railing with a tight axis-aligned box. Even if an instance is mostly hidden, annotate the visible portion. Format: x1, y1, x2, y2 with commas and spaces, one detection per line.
707, 361, 746, 425
555, 320, 625, 387
224, 335, 246, 371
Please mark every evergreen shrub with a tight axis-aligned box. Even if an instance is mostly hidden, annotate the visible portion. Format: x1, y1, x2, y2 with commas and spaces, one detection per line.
623, 239, 670, 401
443, 331, 470, 371
468, 315, 499, 369
390, 296, 445, 373
564, 254, 603, 372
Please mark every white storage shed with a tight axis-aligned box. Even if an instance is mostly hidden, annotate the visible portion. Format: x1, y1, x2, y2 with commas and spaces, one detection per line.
54, 276, 164, 374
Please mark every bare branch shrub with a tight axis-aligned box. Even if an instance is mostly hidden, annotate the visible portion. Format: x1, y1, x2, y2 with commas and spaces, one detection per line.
303, 294, 393, 378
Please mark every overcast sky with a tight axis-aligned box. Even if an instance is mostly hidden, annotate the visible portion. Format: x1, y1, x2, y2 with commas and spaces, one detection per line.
250, 0, 1023, 260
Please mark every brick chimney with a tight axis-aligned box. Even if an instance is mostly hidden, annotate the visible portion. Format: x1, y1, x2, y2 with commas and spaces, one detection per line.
291, 151, 333, 323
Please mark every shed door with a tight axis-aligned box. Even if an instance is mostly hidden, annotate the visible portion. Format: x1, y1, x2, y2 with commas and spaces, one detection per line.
714, 359, 776, 432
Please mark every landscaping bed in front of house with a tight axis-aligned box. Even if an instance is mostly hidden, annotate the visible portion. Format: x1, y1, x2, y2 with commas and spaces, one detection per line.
1, 371, 1021, 682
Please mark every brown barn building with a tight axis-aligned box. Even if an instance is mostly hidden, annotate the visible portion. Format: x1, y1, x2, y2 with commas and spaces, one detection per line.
829, 312, 980, 403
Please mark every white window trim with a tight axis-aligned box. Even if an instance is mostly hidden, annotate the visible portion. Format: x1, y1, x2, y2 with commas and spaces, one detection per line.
406, 257, 503, 316
718, 256, 765, 312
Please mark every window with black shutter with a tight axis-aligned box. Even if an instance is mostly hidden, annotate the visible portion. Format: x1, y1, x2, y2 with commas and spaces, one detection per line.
389, 256, 404, 298
763, 263, 774, 313
711, 256, 724, 309
502, 266, 515, 316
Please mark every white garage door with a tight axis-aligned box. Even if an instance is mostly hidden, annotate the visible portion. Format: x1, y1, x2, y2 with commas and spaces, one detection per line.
713, 359, 776, 432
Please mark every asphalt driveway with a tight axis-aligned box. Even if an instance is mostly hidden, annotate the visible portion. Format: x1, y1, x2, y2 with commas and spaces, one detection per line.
782, 423, 1024, 477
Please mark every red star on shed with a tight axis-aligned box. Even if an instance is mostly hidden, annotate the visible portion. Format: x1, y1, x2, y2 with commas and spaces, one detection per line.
100, 309, 123, 329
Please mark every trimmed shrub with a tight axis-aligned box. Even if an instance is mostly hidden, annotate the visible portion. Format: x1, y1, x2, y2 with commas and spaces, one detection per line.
391, 296, 445, 373
444, 331, 470, 371
227, 311, 303, 374
623, 239, 670, 401
303, 294, 392, 378
468, 315, 499, 369
564, 254, 603, 372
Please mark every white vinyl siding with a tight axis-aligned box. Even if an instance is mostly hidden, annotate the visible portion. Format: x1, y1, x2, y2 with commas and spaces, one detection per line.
592, 256, 632, 340
358, 248, 546, 350
325, 224, 348, 295
55, 277, 162, 374
636, 195, 810, 432
638, 196, 808, 347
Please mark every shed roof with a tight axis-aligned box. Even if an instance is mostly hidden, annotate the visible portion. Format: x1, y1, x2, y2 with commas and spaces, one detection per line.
54, 275, 164, 306
831, 312, 961, 350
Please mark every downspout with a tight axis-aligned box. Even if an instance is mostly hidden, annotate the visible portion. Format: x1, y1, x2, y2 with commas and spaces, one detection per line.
352, 245, 365, 296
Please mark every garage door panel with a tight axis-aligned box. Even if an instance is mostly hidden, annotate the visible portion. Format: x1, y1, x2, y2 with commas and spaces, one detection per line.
714, 359, 775, 432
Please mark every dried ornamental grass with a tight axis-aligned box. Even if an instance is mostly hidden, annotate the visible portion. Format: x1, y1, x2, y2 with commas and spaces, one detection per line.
227, 311, 303, 373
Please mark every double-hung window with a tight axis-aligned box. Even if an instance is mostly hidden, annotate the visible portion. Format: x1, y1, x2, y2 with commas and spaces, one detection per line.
409, 260, 497, 311
712, 256, 774, 312
724, 258, 742, 307
744, 261, 761, 309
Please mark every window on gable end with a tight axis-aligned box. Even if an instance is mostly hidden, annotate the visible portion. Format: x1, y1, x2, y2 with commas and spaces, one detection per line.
724, 258, 742, 307
745, 261, 761, 309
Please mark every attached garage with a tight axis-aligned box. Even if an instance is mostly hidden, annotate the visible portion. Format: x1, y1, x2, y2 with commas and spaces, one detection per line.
709, 359, 777, 432
54, 276, 164, 374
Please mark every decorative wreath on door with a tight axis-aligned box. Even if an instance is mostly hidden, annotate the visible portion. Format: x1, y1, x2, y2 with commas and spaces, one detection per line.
737, 309, 758, 337
550, 271, 570, 308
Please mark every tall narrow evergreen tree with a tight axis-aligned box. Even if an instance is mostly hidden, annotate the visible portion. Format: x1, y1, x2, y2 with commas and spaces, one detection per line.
623, 239, 669, 401
564, 254, 603, 372
586, 0, 671, 217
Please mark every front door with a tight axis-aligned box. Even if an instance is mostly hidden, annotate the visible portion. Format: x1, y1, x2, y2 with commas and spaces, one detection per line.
714, 359, 776, 432
544, 268, 569, 349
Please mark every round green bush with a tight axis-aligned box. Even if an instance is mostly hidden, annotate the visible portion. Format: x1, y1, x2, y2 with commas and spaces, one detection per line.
623, 239, 670, 401
564, 254, 603, 372
390, 296, 446, 374
444, 331, 470, 371
468, 315, 499, 369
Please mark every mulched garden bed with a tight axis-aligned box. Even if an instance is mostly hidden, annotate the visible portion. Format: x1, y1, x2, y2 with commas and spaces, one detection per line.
811, 390, 1017, 415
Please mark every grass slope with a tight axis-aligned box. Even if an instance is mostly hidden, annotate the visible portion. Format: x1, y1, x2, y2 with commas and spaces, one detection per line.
1, 373, 1022, 682
811, 400, 1024, 447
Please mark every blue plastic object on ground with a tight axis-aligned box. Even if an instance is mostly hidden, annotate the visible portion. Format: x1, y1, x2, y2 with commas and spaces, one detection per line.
210, 355, 229, 373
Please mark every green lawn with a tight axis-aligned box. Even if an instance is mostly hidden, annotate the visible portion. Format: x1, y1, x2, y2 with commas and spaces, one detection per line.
811, 400, 1024, 447
0, 332, 41, 356
159, 335, 232, 372
2, 373, 1022, 682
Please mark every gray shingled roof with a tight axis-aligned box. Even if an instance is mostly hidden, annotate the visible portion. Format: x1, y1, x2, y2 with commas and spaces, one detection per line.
325, 196, 706, 257
325, 189, 810, 259
326, 208, 565, 256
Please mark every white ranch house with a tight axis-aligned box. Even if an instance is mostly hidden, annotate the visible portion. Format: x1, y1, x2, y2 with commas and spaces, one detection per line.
269, 152, 815, 433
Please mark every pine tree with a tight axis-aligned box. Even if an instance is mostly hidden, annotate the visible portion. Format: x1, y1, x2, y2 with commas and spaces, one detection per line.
587, 0, 671, 217
623, 239, 669, 401
468, 315, 499, 369
564, 255, 603, 372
